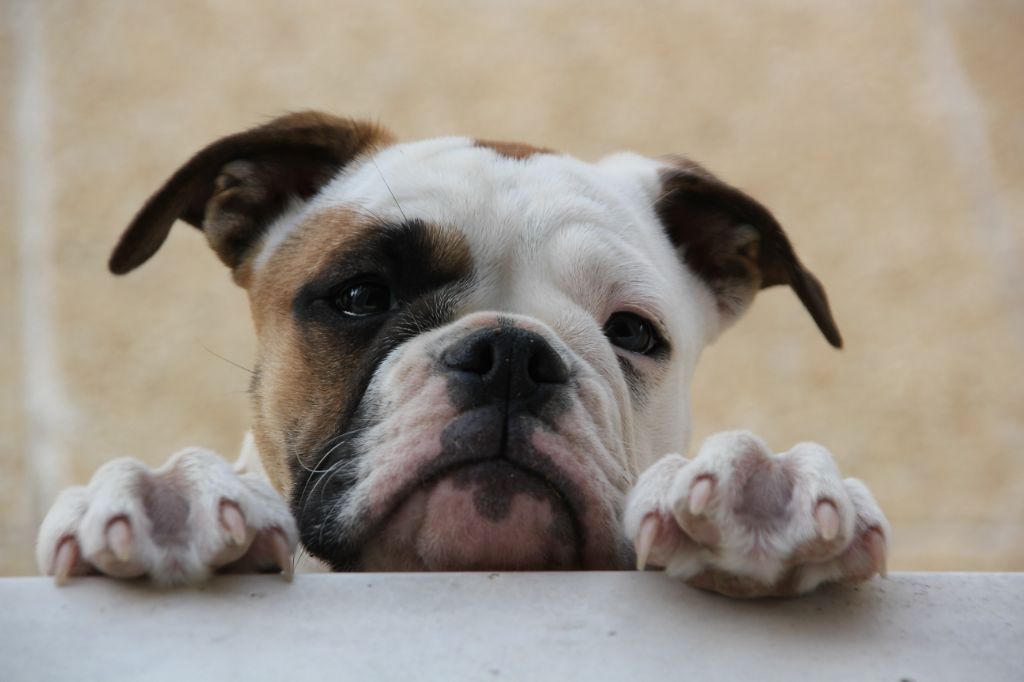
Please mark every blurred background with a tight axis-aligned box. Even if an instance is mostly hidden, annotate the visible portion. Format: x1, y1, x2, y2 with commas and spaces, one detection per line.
2, 0, 1022, 576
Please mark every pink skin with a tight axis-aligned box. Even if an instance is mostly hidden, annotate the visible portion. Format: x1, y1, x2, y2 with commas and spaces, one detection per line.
527, 419, 626, 567
365, 479, 574, 571
359, 373, 459, 516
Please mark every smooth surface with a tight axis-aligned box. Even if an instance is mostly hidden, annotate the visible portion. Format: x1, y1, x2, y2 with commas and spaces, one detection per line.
1, 572, 1022, 681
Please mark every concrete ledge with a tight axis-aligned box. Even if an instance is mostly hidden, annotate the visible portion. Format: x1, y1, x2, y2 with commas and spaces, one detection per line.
2, 572, 1021, 681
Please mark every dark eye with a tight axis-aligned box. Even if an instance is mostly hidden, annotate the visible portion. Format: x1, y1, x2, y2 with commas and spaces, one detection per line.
333, 280, 394, 318
603, 312, 659, 355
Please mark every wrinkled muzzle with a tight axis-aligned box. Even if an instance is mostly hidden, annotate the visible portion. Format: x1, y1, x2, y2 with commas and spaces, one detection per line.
309, 314, 632, 571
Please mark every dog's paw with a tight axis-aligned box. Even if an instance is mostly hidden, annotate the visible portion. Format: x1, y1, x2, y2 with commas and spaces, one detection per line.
36, 448, 298, 586
624, 431, 889, 597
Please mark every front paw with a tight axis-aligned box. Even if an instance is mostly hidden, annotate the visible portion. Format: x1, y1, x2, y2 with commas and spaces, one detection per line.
36, 448, 298, 586
624, 431, 890, 597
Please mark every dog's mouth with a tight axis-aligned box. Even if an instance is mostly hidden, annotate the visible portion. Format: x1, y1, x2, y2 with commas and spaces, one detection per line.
295, 396, 627, 572
363, 458, 582, 571
357, 405, 590, 571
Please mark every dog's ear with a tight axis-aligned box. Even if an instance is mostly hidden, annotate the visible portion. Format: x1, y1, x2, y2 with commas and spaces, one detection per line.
109, 111, 392, 278
655, 157, 842, 348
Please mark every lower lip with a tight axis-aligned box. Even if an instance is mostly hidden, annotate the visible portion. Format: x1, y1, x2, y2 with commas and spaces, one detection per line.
369, 462, 580, 571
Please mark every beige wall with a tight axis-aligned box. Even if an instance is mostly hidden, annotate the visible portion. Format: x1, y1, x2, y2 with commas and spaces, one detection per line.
3, 0, 1022, 575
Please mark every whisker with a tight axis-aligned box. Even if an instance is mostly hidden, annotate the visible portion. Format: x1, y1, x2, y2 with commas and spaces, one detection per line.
200, 343, 255, 375
295, 432, 346, 474
371, 158, 408, 223
295, 435, 349, 521
295, 416, 377, 527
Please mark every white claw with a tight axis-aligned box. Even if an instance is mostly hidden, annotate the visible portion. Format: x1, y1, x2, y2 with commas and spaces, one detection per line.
689, 477, 713, 516
868, 530, 888, 578
814, 501, 840, 541
106, 518, 134, 562
635, 515, 660, 571
269, 530, 293, 581
220, 502, 247, 546
53, 538, 78, 586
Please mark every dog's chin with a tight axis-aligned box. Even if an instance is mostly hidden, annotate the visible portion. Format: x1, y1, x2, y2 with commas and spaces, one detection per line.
362, 461, 581, 571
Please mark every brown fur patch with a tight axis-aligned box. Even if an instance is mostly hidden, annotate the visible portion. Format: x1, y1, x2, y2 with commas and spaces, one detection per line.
245, 208, 376, 495
474, 139, 555, 160
245, 209, 473, 498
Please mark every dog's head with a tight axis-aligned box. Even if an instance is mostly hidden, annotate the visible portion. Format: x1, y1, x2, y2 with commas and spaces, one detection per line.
112, 112, 840, 571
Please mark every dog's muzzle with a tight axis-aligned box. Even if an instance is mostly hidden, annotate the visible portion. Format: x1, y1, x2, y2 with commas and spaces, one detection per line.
363, 324, 598, 571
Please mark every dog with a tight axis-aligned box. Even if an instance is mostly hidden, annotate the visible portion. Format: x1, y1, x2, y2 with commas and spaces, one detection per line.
36, 112, 889, 597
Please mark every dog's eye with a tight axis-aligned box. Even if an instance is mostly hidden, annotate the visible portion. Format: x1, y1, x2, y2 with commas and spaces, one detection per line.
603, 312, 659, 355
334, 280, 394, 318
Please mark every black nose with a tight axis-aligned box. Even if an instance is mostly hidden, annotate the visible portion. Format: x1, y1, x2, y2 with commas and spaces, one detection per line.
441, 327, 569, 403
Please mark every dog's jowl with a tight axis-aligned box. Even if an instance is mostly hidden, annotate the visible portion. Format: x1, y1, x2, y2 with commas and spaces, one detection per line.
37, 112, 889, 597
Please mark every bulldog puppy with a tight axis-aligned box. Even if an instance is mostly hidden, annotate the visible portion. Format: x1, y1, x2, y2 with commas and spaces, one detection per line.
37, 113, 889, 597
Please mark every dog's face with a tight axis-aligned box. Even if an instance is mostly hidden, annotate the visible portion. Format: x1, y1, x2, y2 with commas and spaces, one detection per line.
247, 140, 714, 571
111, 113, 840, 571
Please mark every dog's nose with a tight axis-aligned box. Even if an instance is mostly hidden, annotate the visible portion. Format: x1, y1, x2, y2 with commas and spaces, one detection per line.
441, 327, 569, 401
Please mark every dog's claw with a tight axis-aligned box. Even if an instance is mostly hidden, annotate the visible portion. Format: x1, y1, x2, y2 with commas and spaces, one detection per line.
868, 528, 887, 578
814, 500, 840, 542
689, 477, 714, 516
635, 514, 660, 571
219, 501, 247, 546
269, 529, 293, 581
53, 537, 78, 586
106, 518, 134, 562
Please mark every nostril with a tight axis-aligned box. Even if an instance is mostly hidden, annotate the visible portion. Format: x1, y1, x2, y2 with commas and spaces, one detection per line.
442, 327, 569, 395
443, 336, 494, 375
528, 344, 569, 385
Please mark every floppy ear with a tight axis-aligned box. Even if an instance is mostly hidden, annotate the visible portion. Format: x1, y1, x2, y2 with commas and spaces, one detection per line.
109, 111, 392, 278
655, 157, 842, 348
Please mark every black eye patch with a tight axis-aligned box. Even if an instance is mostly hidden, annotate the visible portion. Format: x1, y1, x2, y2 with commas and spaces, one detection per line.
284, 219, 475, 569
293, 218, 473, 327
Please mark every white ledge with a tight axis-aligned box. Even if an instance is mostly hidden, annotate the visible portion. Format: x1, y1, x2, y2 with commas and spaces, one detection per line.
1, 572, 1021, 681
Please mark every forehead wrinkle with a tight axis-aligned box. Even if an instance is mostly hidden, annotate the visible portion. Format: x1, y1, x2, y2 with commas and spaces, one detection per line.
350, 147, 673, 330
254, 142, 669, 283
323, 138, 646, 247
548, 226, 672, 324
